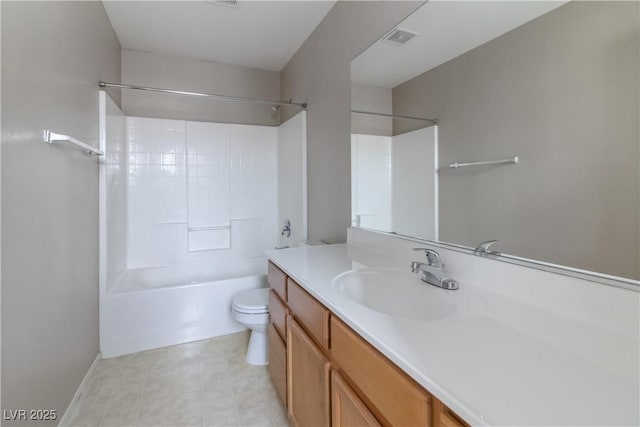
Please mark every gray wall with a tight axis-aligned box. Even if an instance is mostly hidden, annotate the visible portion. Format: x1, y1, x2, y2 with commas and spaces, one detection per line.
393, 1, 639, 278
281, 1, 423, 244
351, 83, 392, 136
1, 2, 121, 424
122, 50, 281, 126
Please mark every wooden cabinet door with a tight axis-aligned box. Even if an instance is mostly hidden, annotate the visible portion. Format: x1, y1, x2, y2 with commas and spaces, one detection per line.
433, 400, 469, 427
268, 323, 287, 406
287, 316, 330, 427
332, 370, 381, 427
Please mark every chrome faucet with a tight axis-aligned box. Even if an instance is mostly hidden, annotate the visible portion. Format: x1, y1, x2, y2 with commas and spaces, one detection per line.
411, 248, 459, 290
474, 240, 500, 256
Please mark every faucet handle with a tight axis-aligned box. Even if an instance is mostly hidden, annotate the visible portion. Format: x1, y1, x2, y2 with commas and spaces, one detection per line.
412, 248, 441, 268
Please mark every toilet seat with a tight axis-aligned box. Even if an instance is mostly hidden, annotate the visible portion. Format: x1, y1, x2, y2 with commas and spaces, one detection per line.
232, 288, 269, 314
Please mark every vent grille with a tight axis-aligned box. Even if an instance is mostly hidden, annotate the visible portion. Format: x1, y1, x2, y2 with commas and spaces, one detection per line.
206, 0, 239, 8
383, 28, 419, 45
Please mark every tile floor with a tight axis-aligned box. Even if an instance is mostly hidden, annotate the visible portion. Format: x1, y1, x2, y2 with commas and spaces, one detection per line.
65, 332, 289, 427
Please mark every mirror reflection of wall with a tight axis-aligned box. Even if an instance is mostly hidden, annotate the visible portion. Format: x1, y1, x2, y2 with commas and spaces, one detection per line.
351, 1, 639, 281
351, 125, 438, 241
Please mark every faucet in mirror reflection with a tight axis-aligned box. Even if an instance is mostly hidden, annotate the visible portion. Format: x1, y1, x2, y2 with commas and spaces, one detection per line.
281, 219, 291, 238
474, 240, 500, 256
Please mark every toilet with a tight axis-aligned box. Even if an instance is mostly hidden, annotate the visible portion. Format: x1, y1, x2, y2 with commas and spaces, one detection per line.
231, 288, 270, 365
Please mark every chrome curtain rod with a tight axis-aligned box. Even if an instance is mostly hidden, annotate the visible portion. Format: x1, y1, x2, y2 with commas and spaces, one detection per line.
99, 82, 307, 109
351, 109, 438, 125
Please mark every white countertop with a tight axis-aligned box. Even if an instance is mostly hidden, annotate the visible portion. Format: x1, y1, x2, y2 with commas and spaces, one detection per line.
266, 243, 640, 426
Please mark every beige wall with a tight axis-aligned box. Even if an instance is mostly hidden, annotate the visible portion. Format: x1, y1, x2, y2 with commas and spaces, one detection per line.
351, 83, 392, 136
122, 50, 281, 126
1, 2, 121, 424
393, 1, 639, 279
281, 1, 423, 244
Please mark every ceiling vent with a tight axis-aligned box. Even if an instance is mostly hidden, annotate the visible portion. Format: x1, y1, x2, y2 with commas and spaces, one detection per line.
382, 28, 419, 46
206, 0, 239, 8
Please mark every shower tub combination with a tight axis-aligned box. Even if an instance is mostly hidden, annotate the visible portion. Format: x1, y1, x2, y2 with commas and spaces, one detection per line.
102, 269, 267, 357
98, 91, 306, 358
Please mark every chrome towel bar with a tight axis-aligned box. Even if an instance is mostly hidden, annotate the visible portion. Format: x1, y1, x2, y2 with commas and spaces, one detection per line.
43, 129, 104, 157
448, 156, 518, 169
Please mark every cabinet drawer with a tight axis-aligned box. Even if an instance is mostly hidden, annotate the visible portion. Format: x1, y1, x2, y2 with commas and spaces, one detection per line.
268, 261, 287, 301
268, 323, 287, 406
332, 370, 381, 427
269, 289, 288, 341
287, 278, 330, 350
330, 317, 432, 427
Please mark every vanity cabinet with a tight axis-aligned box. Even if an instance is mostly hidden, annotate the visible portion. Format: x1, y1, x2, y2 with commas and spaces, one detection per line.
331, 370, 381, 427
267, 262, 290, 407
330, 316, 433, 426
433, 400, 468, 427
287, 315, 331, 427
268, 323, 287, 404
266, 260, 469, 427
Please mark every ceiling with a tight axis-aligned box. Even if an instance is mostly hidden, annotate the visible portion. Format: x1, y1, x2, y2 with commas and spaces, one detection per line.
351, 1, 567, 89
102, 0, 336, 71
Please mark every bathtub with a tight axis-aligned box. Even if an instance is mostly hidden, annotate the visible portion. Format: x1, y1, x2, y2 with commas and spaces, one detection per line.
100, 271, 268, 358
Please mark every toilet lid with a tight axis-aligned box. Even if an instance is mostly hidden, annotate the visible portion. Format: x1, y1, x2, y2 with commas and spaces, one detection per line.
232, 288, 269, 314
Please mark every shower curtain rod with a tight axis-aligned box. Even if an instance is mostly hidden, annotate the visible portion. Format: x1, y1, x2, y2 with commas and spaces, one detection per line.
99, 82, 307, 109
351, 109, 438, 125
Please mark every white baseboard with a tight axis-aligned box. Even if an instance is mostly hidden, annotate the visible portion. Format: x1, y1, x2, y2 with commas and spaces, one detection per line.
57, 353, 101, 427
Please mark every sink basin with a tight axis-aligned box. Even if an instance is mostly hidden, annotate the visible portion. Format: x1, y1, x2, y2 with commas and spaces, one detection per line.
332, 269, 456, 320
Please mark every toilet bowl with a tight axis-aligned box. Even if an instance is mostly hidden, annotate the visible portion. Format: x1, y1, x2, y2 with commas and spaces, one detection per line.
231, 288, 270, 365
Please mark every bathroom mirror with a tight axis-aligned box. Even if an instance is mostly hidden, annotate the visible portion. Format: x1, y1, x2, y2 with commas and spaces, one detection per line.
350, 1, 640, 285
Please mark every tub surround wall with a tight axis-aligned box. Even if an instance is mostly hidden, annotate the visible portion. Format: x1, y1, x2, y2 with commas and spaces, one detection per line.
351, 126, 437, 239
101, 110, 306, 356
100, 92, 127, 292
351, 133, 392, 232
277, 112, 307, 248
1, 2, 121, 424
391, 126, 437, 240
121, 50, 281, 126
101, 113, 279, 357
280, 1, 423, 245
124, 116, 278, 285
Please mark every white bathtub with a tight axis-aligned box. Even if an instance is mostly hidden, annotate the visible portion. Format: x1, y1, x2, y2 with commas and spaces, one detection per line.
100, 272, 268, 358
